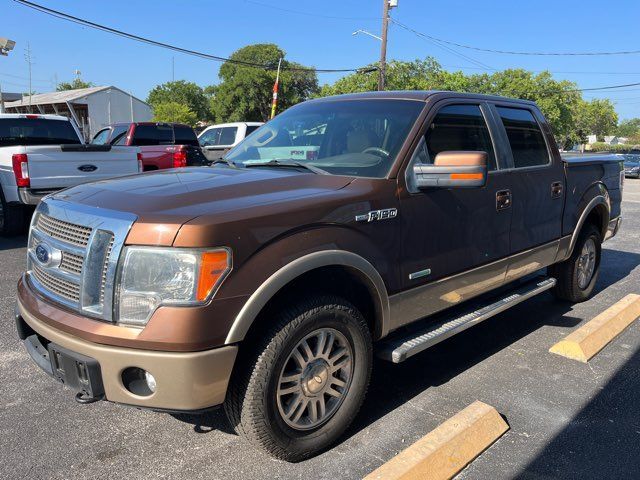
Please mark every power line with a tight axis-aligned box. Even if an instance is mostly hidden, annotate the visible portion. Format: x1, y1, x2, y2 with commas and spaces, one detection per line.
12, 0, 373, 74
390, 18, 640, 56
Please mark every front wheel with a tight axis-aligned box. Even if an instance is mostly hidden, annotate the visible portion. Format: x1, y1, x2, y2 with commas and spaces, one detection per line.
224, 295, 372, 462
549, 223, 602, 302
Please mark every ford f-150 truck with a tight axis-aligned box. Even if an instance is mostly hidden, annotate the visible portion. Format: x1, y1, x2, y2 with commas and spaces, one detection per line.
14, 91, 623, 461
0, 114, 141, 236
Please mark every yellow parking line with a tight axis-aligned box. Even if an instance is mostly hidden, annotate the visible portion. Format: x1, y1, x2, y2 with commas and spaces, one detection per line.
550, 294, 640, 363
363, 401, 509, 480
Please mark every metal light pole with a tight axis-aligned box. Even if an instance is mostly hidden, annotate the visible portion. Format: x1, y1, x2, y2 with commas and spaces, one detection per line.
0, 37, 16, 113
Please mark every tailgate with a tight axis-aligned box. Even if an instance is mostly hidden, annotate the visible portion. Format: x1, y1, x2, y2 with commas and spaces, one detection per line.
25, 145, 139, 189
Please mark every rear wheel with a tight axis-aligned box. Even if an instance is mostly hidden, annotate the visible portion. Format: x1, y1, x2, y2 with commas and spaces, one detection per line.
549, 223, 602, 302
224, 295, 372, 462
0, 189, 24, 236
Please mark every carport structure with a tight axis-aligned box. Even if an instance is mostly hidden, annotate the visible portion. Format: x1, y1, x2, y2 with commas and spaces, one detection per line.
3, 86, 152, 140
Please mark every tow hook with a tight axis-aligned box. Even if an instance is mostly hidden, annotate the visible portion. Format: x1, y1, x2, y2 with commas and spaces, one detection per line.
75, 391, 104, 404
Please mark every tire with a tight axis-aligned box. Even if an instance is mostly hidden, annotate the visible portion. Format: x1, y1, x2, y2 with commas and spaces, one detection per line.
0, 188, 25, 237
549, 223, 602, 302
224, 295, 372, 462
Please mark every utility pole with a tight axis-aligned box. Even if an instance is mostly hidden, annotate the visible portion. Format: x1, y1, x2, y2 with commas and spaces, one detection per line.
378, 0, 397, 91
24, 42, 33, 111
270, 58, 283, 120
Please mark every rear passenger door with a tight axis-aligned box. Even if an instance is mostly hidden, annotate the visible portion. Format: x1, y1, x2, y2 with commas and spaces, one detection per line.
491, 105, 564, 253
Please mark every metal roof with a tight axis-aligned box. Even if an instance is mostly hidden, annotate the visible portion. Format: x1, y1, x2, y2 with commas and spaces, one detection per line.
4, 85, 149, 108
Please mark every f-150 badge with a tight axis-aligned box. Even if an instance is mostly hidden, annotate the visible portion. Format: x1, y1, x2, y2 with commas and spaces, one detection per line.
355, 208, 398, 223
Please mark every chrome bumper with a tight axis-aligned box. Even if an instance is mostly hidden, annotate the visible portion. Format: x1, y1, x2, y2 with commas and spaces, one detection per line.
17, 188, 58, 205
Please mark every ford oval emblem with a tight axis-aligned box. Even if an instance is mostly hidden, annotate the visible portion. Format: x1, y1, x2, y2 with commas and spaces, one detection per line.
35, 244, 51, 265
78, 164, 97, 172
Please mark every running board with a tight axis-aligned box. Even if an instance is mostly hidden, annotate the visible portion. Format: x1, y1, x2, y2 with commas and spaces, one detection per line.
377, 277, 557, 363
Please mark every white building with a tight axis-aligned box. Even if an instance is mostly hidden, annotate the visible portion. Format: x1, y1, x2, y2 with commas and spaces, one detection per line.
4, 86, 152, 140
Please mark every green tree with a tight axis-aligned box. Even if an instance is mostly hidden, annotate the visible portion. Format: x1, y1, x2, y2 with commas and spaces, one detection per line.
615, 118, 640, 137
574, 98, 618, 142
152, 101, 197, 126
56, 78, 94, 91
212, 44, 319, 122
147, 80, 210, 121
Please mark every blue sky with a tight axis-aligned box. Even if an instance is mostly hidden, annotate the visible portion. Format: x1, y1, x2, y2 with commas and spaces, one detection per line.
1, 0, 639, 119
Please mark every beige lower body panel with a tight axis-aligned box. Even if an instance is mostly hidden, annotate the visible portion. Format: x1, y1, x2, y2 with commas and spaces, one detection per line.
389, 239, 563, 332
18, 299, 238, 411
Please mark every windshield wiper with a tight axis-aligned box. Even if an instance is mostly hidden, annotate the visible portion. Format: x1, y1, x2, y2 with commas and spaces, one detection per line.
210, 158, 238, 168
244, 159, 328, 175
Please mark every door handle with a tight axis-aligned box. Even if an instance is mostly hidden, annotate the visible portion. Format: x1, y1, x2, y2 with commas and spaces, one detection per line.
551, 181, 563, 199
496, 189, 511, 211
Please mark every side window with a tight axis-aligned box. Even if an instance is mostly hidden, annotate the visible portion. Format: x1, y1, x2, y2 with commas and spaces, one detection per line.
200, 128, 221, 146
496, 107, 549, 168
219, 127, 238, 146
245, 125, 261, 136
110, 125, 129, 145
92, 129, 110, 145
423, 104, 497, 170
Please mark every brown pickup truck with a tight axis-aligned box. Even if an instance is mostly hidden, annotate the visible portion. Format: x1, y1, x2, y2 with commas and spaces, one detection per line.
15, 91, 623, 461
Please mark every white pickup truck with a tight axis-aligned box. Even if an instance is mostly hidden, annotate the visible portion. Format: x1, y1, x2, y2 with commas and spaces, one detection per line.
0, 114, 141, 235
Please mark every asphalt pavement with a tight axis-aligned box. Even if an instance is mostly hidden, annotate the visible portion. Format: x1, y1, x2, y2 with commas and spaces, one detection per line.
1, 180, 639, 480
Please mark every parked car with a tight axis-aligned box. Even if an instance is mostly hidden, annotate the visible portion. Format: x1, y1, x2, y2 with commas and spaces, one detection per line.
0, 113, 141, 236
198, 121, 263, 161
15, 91, 623, 461
92, 122, 208, 170
622, 153, 640, 178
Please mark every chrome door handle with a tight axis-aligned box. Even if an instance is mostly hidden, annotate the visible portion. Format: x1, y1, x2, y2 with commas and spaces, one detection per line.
551, 181, 563, 199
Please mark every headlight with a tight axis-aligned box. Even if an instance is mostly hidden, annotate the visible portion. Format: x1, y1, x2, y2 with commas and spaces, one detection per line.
115, 247, 231, 326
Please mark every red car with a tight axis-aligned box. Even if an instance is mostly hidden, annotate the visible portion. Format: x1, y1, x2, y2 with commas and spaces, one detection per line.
92, 122, 208, 170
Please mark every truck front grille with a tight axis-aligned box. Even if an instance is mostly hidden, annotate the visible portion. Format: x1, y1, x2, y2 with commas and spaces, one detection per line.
32, 263, 81, 303
36, 214, 92, 247
26, 200, 136, 323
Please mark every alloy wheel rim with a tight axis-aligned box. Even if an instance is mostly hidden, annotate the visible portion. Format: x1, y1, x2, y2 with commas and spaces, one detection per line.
276, 328, 353, 431
577, 238, 597, 289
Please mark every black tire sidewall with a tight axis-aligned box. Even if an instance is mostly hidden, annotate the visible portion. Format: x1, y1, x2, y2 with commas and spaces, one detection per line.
258, 299, 371, 457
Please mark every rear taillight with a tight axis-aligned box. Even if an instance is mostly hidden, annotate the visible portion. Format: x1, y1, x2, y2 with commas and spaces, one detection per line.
173, 149, 187, 168
137, 152, 143, 172
12, 153, 30, 187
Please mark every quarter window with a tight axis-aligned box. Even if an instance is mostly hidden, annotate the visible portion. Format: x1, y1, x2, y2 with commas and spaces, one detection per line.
422, 104, 497, 170
496, 107, 549, 168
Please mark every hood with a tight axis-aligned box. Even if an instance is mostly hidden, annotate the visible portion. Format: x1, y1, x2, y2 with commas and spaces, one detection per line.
50, 166, 354, 245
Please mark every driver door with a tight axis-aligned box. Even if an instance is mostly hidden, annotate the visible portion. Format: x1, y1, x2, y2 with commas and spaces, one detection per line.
397, 103, 513, 315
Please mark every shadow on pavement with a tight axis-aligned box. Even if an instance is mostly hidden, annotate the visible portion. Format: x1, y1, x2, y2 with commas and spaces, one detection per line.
517, 345, 640, 479
0, 235, 28, 251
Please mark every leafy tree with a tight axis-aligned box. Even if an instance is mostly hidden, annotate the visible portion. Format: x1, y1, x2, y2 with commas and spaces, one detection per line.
212, 44, 319, 122
152, 101, 197, 126
615, 118, 640, 137
147, 80, 210, 121
574, 98, 618, 142
57, 78, 94, 91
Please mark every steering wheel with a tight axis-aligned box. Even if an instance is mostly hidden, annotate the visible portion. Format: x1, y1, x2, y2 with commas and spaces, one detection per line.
361, 147, 390, 157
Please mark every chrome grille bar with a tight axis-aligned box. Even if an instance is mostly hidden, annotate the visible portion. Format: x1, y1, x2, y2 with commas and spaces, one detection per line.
36, 213, 92, 247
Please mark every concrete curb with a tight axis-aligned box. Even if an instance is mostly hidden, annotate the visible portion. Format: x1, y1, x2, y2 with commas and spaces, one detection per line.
550, 293, 640, 362
363, 401, 509, 480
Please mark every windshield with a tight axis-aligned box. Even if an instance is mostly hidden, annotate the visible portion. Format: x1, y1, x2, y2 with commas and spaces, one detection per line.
0, 118, 81, 147
224, 99, 424, 178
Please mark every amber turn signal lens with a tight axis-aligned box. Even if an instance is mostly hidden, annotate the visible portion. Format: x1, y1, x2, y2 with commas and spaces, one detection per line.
196, 250, 231, 301
450, 173, 484, 180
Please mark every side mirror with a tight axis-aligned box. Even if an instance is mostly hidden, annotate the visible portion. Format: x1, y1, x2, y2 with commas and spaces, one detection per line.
413, 151, 488, 189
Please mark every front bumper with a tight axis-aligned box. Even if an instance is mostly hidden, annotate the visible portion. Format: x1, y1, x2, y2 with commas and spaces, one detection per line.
16, 297, 238, 411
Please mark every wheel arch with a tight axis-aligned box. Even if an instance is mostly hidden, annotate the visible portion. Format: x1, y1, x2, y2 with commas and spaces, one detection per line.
567, 194, 610, 257
224, 250, 391, 344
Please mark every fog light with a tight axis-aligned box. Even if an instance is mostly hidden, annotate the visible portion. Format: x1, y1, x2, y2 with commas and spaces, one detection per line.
122, 367, 155, 396
144, 371, 157, 393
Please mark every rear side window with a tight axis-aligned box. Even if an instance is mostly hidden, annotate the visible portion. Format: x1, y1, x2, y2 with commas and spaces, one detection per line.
199, 127, 220, 146
131, 124, 174, 146
0, 118, 81, 146
219, 127, 238, 145
423, 104, 497, 170
173, 125, 199, 146
92, 128, 110, 145
110, 125, 130, 145
496, 107, 549, 168
245, 125, 261, 136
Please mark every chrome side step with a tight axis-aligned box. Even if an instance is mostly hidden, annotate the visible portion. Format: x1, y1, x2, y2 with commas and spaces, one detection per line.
377, 277, 557, 363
